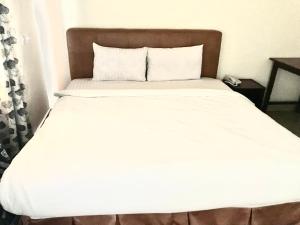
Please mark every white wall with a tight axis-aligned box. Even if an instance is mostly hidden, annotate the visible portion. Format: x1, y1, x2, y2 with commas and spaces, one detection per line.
6, 0, 49, 131
4, 0, 300, 120
33, 0, 70, 106
61, 0, 300, 101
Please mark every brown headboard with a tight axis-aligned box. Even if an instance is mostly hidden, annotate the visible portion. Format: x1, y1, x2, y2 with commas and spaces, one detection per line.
67, 28, 222, 80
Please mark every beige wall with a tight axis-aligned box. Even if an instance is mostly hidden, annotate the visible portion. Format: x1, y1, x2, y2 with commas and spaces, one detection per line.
61, 0, 300, 101
33, 0, 70, 106
4, 0, 300, 127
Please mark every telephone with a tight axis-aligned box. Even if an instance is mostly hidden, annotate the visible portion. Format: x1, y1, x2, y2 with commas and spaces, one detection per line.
223, 75, 242, 87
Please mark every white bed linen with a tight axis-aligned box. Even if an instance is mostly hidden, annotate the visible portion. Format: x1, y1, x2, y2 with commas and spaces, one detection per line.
92, 44, 147, 81
1, 88, 300, 219
66, 78, 231, 90
147, 45, 203, 81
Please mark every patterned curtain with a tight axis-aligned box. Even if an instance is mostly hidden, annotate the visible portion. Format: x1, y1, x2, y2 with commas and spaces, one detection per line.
0, 3, 32, 225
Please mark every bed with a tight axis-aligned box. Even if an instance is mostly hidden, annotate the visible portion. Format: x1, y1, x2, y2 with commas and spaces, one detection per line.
1, 29, 300, 225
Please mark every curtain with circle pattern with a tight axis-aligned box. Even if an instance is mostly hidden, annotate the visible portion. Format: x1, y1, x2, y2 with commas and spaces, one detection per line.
0, 3, 33, 225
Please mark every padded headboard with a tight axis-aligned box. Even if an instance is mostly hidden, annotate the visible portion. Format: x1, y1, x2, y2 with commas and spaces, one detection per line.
67, 28, 222, 80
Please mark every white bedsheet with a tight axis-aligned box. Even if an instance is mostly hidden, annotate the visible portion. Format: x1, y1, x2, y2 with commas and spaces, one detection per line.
66, 78, 231, 90
1, 88, 300, 219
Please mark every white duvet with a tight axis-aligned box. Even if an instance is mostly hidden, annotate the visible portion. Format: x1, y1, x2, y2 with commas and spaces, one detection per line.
1, 88, 300, 219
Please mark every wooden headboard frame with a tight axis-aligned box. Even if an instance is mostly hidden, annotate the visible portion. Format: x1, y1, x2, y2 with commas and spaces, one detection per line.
67, 28, 222, 80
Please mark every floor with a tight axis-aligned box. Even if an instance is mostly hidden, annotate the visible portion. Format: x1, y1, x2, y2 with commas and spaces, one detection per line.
267, 106, 300, 137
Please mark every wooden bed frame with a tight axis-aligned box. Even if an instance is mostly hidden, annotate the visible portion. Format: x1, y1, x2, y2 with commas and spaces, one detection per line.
66, 28, 222, 80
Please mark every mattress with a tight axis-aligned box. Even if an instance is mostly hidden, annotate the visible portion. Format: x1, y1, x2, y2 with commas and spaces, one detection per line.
1, 81, 300, 219
66, 78, 231, 90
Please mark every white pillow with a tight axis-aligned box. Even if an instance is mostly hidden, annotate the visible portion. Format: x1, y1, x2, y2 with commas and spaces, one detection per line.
147, 45, 203, 81
93, 43, 147, 81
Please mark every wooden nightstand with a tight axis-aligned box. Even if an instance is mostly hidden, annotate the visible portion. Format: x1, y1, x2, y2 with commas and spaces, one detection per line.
224, 79, 265, 109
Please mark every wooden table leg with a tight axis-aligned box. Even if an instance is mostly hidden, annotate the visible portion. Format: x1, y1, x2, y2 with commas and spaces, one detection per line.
262, 62, 278, 111
296, 96, 300, 113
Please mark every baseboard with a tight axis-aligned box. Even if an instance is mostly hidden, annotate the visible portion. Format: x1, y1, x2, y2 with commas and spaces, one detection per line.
269, 101, 298, 105
267, 102, 298, 112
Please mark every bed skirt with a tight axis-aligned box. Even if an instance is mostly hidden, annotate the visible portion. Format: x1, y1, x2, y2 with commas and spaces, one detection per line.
19, 202, 300, 225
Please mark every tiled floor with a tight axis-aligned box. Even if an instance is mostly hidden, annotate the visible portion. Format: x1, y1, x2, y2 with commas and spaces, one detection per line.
267, 111, 300, 137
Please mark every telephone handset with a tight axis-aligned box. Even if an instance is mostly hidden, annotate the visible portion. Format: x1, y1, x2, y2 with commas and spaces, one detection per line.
223, 75, 242, 87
